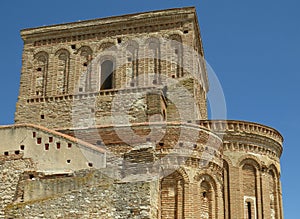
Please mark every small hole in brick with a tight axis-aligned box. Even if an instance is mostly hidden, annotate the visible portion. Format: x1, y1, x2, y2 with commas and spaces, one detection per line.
56, 142, 61, 149
37, 67, 42, 71
187, 120, 192, 123
91, 108, 95, 113
37, 138, 42, 144
79, 87, 83, 92
49, 137, 53, 143
83, 62, 88, 67
159, 142, 164, 146
205, 147, 208, 151
183, 30, 189, 34
179, 142, 183, 147
71, 44, 76, 49
20, 145, 25, 150
68, 143, 72, 148
41, 115, 45, 119
96, 140, 102, 145
193, 144, 197, 149
15, 150, 20, 155
67, 159, 71, 164
45, 144, 49, 150
4, 151, 9, 156
117, 38, 122, 43
88, 162, 93, 167
29, 174, 34, 179
33, 132, 36, 138
127, 57, 132, 62
130, 82, 135, 87
172, 75, 175, 78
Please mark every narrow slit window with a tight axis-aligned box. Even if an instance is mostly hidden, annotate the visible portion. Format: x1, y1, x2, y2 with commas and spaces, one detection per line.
247, 202, 252, 219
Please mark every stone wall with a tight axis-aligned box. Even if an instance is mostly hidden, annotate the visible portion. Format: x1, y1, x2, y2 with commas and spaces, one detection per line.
5, 168, 159, 219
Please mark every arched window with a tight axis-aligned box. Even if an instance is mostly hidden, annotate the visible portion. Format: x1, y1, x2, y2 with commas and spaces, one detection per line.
100, 60, 114, 90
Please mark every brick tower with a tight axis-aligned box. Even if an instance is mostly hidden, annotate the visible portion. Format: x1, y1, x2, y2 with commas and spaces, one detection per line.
0, 7, 283, 218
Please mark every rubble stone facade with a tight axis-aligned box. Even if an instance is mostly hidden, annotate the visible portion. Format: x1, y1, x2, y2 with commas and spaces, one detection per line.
0, 7, 283, 218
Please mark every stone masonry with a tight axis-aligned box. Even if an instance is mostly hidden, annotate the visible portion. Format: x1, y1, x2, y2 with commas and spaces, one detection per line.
0, 7, 284, 218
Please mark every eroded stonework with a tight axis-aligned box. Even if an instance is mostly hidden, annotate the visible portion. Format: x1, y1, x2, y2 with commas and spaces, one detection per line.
0, 7, 283, 219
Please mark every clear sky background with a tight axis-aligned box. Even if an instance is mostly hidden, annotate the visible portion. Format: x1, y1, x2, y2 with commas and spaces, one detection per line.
0, 0, 299, 217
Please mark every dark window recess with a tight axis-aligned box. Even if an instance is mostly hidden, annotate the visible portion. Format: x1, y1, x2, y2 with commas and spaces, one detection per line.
179, 142, 183, 147
15, 150, 20, 155
79, 87, 83, 92
193, 144, 197, 149
37, 138, 42, 144
29, 174, 35, 179
88, 162, 93, 167
4, 151, 9, 156
202, 192, 207, 198
68, 143, 72, 148
159, 142, 164, 146
183, 30, 189, 34
83, 62, 88, 67
41, 115, 45, 119
100, 60, 114, 90
172, 75, 175, 78
37, 67, 42, 71
67, 159, 71, 164
117, 38, 122, 44
20, 145, 25, 150
247, 202, 252, 219
49, 137, 53, 143
45, 144, 49, 150
33, 132, 36, 138
127, 57, 132, 62
56, 142, 61, 149
71, 44, 76, 49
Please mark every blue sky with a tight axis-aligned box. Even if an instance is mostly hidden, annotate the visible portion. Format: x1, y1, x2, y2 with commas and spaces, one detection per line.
0, 0, 299, 217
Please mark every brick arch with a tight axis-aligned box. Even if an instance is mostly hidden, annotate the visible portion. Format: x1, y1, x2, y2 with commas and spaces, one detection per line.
239, 157, 261, 219
33, 51, 49, 97
223, 158, 231, 219
167, 33, 183, 43
268, 164, 280, 178
194, 173, 218, 219
238, 155, 261, 170
125, 40, 139, 86
267, 164, 282, 219
54, 49, 70, 95
160, 169, 186, 219
75, 46, 93, 92
145, 37, 161, 84
98, 41, 117, 52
